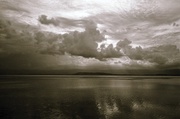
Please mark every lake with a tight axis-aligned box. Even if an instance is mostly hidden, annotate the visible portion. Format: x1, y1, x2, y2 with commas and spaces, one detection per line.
0, 75, 180, 119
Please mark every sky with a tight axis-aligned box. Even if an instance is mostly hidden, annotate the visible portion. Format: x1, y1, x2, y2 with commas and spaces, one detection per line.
0, 0, 180, 75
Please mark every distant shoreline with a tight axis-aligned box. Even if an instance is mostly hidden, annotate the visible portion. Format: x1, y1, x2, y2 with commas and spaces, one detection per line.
1, 69, 179, 76
0, 74, 180, 77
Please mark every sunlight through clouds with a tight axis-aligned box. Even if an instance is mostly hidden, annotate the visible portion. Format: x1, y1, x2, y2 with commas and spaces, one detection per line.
0, 0, 180, 74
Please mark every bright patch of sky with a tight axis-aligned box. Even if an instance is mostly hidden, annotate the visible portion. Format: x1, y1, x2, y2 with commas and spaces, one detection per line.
0, 0, 180, 72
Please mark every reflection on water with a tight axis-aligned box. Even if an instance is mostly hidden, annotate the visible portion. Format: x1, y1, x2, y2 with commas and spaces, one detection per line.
0, 76, 180, 119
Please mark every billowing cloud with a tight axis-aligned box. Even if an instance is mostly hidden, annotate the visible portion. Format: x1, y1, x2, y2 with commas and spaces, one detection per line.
38, 15, 59, 26
38, 14, 86, 28
1, 17, 179, 69
100, 44, 122, 58
0, 0, 180, 74
35, 20, 104, 57
144, 45, 180, 65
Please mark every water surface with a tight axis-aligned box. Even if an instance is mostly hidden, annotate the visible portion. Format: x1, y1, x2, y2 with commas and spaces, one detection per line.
0, 76, 180, 119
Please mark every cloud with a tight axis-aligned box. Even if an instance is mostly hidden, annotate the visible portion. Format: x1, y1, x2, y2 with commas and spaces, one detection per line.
0, 19, 37, 54
38, 15, 59, 26
0, 1, 29, 13
125, 44, 180, 66
116, 38, 132, 49
98, 38, 180, 67
144, 45, 180, 65
38, 14, 85, 26
34, 20, 105, 58
0, 17, 100, 58
0, 0, 180, 75
0, 15, 180, 72
100, 44, 122, 58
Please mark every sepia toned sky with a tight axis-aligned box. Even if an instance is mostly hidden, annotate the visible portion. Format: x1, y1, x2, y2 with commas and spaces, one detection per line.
0, 0, 180, 74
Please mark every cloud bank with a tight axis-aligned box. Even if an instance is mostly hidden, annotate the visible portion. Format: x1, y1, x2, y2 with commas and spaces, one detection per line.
0, 0, 180, 74
0, 17, 179, 70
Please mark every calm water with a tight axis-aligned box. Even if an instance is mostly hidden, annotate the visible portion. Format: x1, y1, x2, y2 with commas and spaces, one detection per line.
0, 76, 180, 119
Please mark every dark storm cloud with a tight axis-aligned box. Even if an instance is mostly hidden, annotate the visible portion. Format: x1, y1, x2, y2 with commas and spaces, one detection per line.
36, 20, 104, 57
0, 17, 180, 71
34, 25, 180, 67
0, 18, 99, 56
38, 14, 86, 28
0, 53, 47, 70
125, 45, 180, 65
0, 19, 37, 54
99, 38, 132, 59
38, 15, 59, 26
100, 44, 122, 58
148, 45, 180, 65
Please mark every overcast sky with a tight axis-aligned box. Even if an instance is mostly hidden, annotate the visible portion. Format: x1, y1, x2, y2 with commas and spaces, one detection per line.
0, 0, 180, 74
